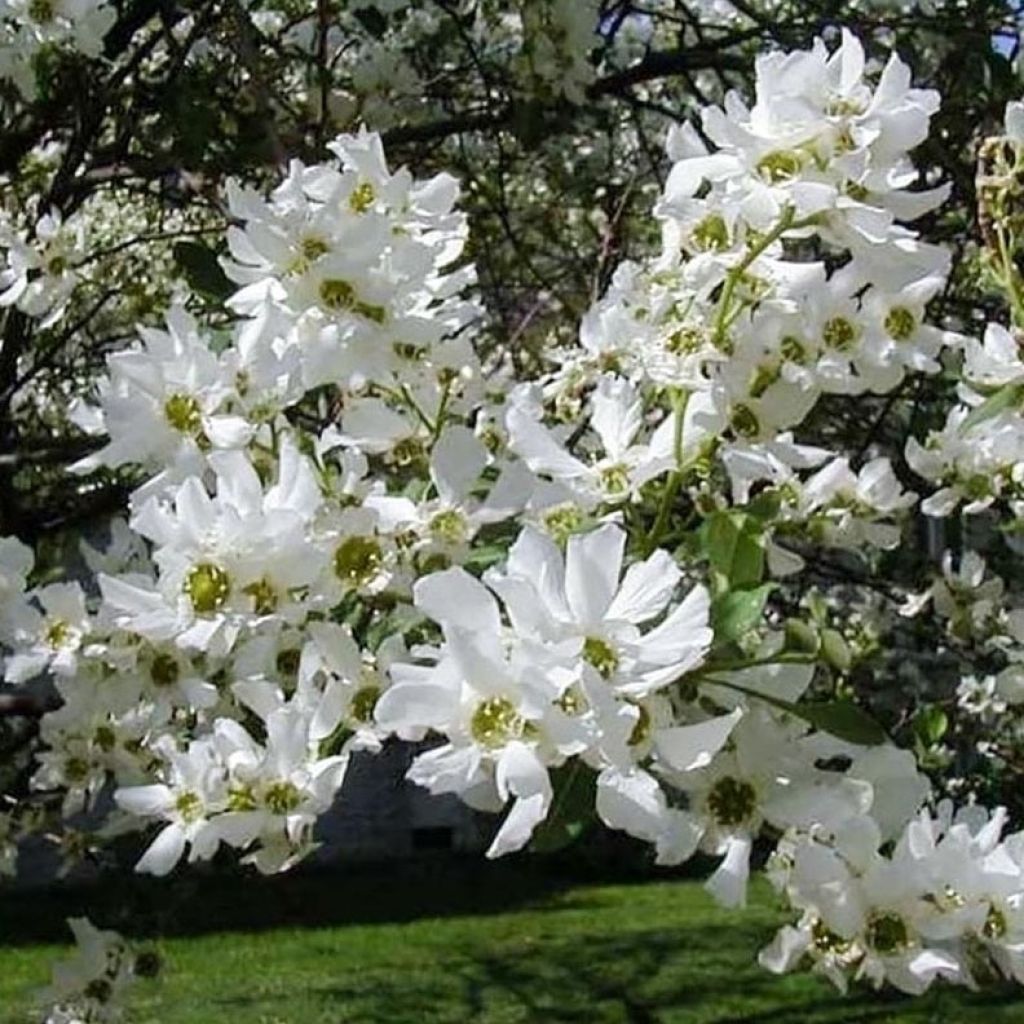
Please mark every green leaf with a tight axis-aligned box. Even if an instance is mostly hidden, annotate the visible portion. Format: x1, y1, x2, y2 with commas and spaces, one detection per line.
798, 701, 888, 746
702, 676, 888, 746
961, 381, 1024, 431
711, 584, 774, 644
703, 511, 765, 591
746, 489, 782, 522
913, 705, 949, 746
461, 545, 508, 572
783, 618, 820, 654
173, 241, 233, 303
529, 762, 596, 854
820, 629, 851, 673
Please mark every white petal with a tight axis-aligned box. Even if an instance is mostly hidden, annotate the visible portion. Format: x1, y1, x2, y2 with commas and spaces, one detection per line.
595, 767, 667, 845
654, 709, 742, 772
431, 426, 487, 504
486, 793, 549, 859
414, 567, 501, 636
704, 834, 752, 908
636, 584, 712, 665
565, 523, 624, 625
135, 823, 187, 876
606, 549, 681, 624
115, 784, 173, 817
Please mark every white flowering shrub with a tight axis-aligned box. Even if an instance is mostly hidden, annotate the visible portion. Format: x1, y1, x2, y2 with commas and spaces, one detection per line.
5, 1, 1024, 1016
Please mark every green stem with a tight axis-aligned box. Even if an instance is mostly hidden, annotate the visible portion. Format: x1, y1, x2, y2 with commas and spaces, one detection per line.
712, 207, 810, 348
644, 390, 689, 556
430, 379, 453, 445
399, 384, 435, 435
995, 222, 1024, 329
690, 652, 817, 677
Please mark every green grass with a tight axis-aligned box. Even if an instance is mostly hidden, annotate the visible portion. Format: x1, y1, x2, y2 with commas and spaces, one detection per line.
0, 857, 1021, 1023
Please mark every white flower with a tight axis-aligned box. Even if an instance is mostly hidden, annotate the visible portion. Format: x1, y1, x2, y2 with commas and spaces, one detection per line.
507, 376, 678, 508
114, 737, 227, 876
4, 582, 90, 683
73, 305, 251, 496
42, 917, 135, 1021
0, 208, 85, 326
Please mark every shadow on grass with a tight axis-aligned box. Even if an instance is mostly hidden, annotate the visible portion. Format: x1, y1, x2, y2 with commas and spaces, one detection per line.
0, 851, 712, 947
176, 919, 1022, 1024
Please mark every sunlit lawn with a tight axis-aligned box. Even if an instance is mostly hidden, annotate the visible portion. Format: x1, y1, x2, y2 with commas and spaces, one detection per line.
0, 857, 1021, 1023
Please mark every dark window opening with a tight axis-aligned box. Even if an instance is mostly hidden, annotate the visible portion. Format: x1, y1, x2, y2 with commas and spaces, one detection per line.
412, 826, 454, 851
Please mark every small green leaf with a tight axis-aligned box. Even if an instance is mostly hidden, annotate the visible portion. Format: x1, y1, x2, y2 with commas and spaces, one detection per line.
702, 677, 888, 746
173, 241, 233, 303
746, 490, 782, 522
703, 511, 765, 591
913, 705, 949, 746
798, 701, 888, 746
783, 618, 820, 654
961, 381, 1024, 431
461, 545, 508, 572
529, 762, 596, 853
820, 629, 851, 672
711, 584, 774, 644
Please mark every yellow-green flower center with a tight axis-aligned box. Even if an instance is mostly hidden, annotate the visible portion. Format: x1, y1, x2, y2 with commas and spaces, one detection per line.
583, 636, 619, 679
65, 756, 91, 783
175, 790, 203, 823
706, 776, 757, 827
780, 335, 808, 364
811, 918, 852, 955
692, 214, 729, 251
730, 403, 760, 439
243, 577, 278, 615
470, 697, 523, 749
94, 725, 116, 752
44, 618, 72, 650
185, 563, 230, 613
748, 363, 780, 399
164, 393, 202, 435
349, 181, 376, 213
757, 150, 803, 183
319, 278, 356, 310
666, 326, 704, 356
350, 685, 380, 724
884, 306, 917, 341
301, 236, 330, 261
822, 316, 858, 352
430, 509, 467, 545
150, 652, 180, 688
333, 536, 383, 587
263, 780, 303, 815
542, 504, 583, 544
556, 684, 588, 716
865, 911, 911, 955
390, 437, 425, 466
627, 701, 652, 747
599, 463, 630, 496
228, 784, 257, 812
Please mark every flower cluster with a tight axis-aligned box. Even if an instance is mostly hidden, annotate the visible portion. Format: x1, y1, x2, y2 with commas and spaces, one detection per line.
2, 27, 1024, 1004
763, 803, 1024, 993
0, 0, 113, 99
907, 104, 1024, 517
40, 917, 155, 1023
